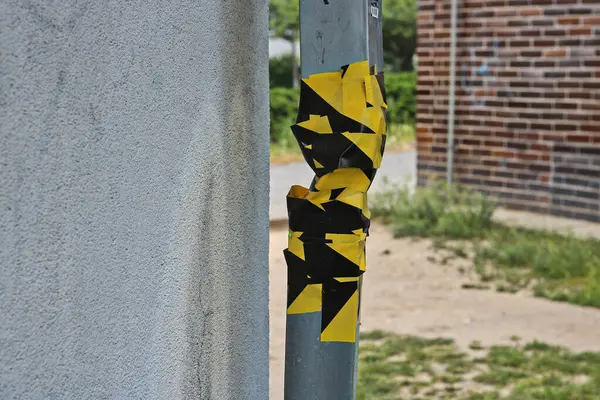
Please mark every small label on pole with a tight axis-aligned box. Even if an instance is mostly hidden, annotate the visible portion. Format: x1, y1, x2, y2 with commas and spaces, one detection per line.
370, 6, 379, 18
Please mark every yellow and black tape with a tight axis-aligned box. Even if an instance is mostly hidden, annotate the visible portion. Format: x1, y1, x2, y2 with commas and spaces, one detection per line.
284, 60, 387, 343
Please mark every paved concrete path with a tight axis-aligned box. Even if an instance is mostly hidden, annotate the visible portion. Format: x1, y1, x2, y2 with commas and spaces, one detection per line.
269, 149, 416, 220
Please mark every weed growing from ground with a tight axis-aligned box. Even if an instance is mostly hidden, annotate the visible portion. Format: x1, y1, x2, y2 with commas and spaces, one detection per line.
371, 184, 600, 309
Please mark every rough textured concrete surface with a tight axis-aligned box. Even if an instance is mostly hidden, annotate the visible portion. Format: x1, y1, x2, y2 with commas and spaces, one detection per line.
0, 1, 270, 398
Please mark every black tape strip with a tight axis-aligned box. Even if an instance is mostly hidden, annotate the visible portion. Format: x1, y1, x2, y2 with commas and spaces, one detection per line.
321, 280, 358, 332
303, 241, 363, 280
287, 196, 369, 236
341, 64, 349, 78
376, 72, 387, 105
330, 188, 345, 200
285, 250, 310, 308
291, 124, 375, 176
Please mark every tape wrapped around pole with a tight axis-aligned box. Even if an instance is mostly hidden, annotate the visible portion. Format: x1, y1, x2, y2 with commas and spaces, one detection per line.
284, 60, 387, 343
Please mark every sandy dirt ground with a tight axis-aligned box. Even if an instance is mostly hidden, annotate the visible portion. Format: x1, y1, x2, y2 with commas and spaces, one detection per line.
269, 222, 600, 399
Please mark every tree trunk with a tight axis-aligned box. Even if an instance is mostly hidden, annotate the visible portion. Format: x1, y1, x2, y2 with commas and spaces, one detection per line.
291, 37, 299, 89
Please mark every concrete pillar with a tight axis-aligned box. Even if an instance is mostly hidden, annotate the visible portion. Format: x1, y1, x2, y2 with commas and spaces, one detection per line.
0, 1, 269, 398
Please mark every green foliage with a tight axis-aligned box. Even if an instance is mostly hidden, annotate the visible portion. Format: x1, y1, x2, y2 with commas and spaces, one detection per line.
269, 87, 298, 145
269, 0, 300, 87
370, 183, 496, 239
382, 0, 417, 71
269, 0, 299, 41
270, 54, 295, 88
385, 71, 416, 126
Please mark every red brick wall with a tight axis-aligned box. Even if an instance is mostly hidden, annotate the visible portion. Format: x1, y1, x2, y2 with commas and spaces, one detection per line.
417, 0, 600, 222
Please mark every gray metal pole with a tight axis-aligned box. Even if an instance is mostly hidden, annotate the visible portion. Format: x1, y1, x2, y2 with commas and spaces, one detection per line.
284, 1, 384, 399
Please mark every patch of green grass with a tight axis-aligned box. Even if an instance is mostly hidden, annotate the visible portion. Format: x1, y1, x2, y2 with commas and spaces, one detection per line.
485, 345, 529, 369
463, 393, 502, 400
474, 226, 600, 308
496, 283, 521, 294
371, 183, 495, 239
358, 331, 600, 400
371, 184, 600, 309
474, 367, 530, 386
361, 330, 389, 341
